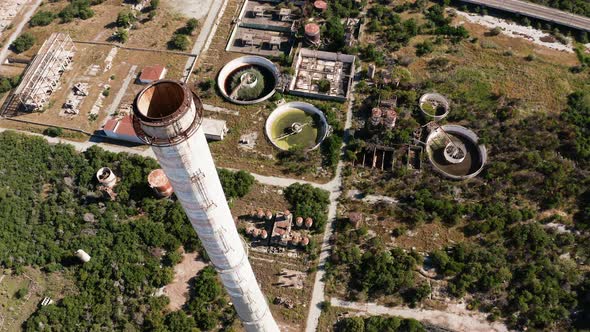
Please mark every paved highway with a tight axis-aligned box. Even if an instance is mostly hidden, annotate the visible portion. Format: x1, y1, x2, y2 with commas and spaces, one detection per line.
460, 0, 590, 32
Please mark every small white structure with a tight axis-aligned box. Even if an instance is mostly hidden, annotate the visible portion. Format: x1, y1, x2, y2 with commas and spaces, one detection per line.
41, 297, 54, 306
202, 118, 228, 141
96, 167, 117, 188
419, 93, 450, 121
75, 249, 91, 263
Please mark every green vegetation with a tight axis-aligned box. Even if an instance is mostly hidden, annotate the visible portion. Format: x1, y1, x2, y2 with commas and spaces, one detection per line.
0, 76, 20, 97
150, 0, 159, 10
317, 79, 331, 93
229, 68, 265, 100
431, 223, 582, 329
43, 127, 63, 137
524, 0, 590, 18
562, 90, 590, 161
29, 10, 56, 27
15, 287, 29, 299
168, 34, 190, 51
0, 132, 238, 330
58, 0, 95, 23
284, 183, 330, 231
11, 33, 35, 53
217, 168, 255, 200
116, 10, 136, 28
185, 18, 199, 35
336, 315, 424, 332
112, 28, 128, 43
329, 1, 590, 330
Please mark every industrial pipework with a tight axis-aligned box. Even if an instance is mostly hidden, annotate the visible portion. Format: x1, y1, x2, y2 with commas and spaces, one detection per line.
132, 80, 279, 332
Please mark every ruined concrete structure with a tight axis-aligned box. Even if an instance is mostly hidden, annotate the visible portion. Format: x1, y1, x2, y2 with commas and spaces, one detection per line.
132, 80, 278, 332
13, 33, 75, 111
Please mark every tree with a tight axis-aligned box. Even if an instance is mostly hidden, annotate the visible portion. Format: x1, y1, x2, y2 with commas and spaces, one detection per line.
44, 127, 63, 137
169, 34, 190, 50
112, 28, 128, 43
150, 0, 159, 10
164, 311, 196, 332
58, 0, 94, 23
415, 40, 434, 56
11, 33, 35, 53
218, 169, 255, 199
15, 287, 28, 299
116, 10, 135, 28
185, 18, 199, 34
284, 183, 330, 231
325, 16, 346, 51
29, 11, 56, 27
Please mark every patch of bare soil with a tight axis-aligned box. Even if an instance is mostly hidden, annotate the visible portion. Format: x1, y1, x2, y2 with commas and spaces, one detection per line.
163, 250, 207, 311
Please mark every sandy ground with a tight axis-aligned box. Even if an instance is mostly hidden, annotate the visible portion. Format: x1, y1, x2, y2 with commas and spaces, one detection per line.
165, 0, 214, 20
163, 251, 208, 311
332, 297, 510, 332
454, 10, 590, 53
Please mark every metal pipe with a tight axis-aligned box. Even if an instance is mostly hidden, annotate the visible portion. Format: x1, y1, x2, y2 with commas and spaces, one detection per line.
132, 80, 278, 332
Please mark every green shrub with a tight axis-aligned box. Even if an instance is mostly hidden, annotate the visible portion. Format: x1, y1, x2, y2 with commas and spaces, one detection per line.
229, 68, 265, 100
44, 127, 63, 137
284, 183, 330, 231
168, 34, 190, 50
15, 287, 28, 299
11, 33, 35, 53
29, 11, 56, 27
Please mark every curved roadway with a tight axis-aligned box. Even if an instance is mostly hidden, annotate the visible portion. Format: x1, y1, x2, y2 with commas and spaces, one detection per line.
459, 0, 590, 32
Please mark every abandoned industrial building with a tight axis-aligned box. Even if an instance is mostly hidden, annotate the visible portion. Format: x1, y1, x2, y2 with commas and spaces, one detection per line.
9, 33, 75, 112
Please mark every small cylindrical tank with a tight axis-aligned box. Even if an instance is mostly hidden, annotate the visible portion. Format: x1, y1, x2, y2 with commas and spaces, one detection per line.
148, 169, 174, 198
383, 109, 397, 128
370, 107, 382, 126
304, 23, 321, 46
305, 217, 313, 228
260, 229, 268, 239
301, 237, 310, 246
313, 0, 328, 12
257, 208, 265, 220
75, 249, 91, 263
96, 167, 116, 188
265, 210, 273, 221
295, 216, 303, 227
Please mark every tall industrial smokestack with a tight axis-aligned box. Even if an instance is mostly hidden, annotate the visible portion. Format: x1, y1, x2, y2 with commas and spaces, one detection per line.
132, 80, 279, 332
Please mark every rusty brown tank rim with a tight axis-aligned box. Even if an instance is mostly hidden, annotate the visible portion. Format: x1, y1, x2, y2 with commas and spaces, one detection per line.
132, 80, 193, 126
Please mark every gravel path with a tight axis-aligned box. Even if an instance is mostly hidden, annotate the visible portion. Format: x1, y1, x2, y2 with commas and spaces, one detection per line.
331, 297, 510, 332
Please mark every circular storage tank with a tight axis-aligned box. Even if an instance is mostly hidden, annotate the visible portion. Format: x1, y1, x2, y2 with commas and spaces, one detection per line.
217, 56, 280, 105
304, 23, 321, 45
419, 93, 450, 121
265, 101, 329, 151
148, 169, 174, 198
425, 125, 487, 180
96, 167, 116, 188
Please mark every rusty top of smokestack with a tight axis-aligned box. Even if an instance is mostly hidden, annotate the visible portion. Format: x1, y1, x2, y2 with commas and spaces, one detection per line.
132, 80, 203, 147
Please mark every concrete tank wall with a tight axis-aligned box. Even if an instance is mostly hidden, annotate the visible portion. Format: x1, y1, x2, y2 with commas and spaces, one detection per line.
217, 56, 280, 105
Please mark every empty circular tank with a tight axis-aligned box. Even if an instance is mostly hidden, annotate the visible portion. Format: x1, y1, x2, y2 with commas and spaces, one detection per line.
265, 101, 329, 151
217, 56, 280, 105
96, 167, 116, 188
419, 93, 450, 121
425, 125, 487, 180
